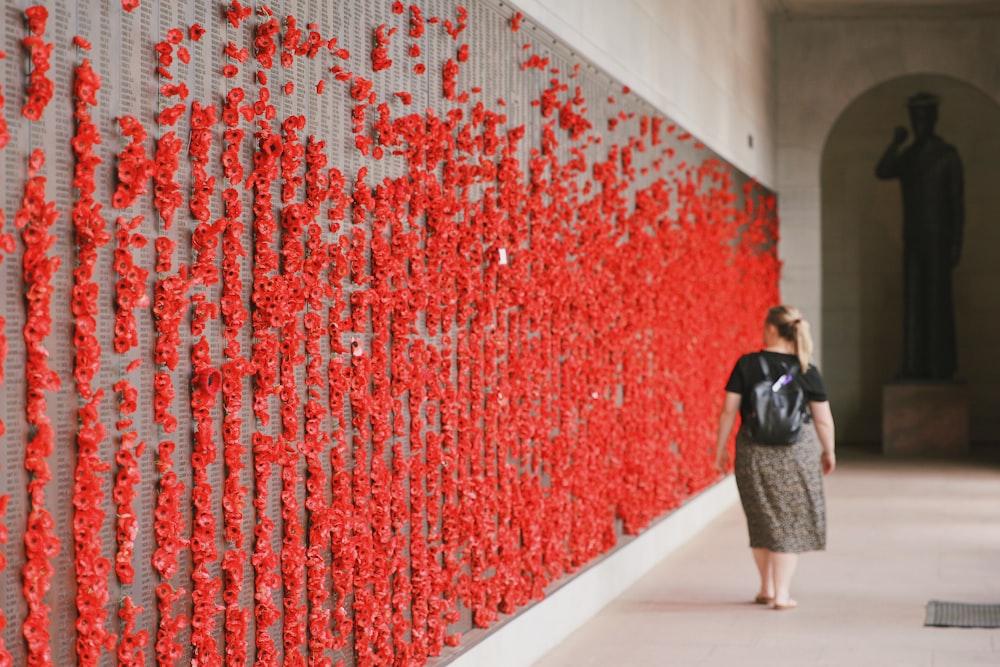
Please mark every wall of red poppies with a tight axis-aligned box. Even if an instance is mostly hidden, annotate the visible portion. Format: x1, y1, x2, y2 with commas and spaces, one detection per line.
0, 1, 779, 666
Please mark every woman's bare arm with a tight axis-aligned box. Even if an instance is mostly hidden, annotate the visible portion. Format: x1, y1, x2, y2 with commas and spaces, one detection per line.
809, 400, 836, 474
714, 391, 742, 473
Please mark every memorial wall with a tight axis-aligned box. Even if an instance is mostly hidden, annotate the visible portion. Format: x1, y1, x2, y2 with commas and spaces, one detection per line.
0, 1, 778, 665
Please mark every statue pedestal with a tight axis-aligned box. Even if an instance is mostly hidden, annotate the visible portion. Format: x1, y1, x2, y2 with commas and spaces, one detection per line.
882, 382, 969, 456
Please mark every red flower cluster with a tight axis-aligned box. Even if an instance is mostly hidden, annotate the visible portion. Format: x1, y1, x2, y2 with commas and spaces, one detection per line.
151, 42, 189, 666
112, 116, 154, 209
521, 54, 549, 71
409, 5, 425, 38
0, 45, 9, 667
186, 94, 224, 664
254, 14, 281, 70
188, 102, 218, 281
225, 1, 252, 29
372, 24, 396, 71
189, 339, 223, 666
116, 597, 148, 667
111, 379, 141, 582
324, 172, 354, 655
442, 58, 459, 100
113, 215, 149, 353
443, 6, 468, 40
108, 119, 150, 667
218, 86, 250, 660
111, 210, 147, 643
281, 14, 328, 63
248, 63, 282, 661
152, 272, 187, 378
69, 58, 116, 666
150, 379, 189, 645
22, 6, 53, 121
0, 50, 8, 150
0, 487, 9, 667
301, 137, 338, 662
278, 276, 308, 660
151, 394, 189, 665
152, 133, 183, 229
16, 149, 61, 667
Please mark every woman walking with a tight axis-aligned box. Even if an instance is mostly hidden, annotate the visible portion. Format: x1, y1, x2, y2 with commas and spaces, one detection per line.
714, 305, 836, 610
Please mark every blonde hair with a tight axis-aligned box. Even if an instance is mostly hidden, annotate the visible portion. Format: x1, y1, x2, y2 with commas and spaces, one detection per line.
766, 305, 813, 372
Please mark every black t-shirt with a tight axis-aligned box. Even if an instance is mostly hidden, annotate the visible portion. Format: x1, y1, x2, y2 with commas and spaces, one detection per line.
725, 351, 828, 425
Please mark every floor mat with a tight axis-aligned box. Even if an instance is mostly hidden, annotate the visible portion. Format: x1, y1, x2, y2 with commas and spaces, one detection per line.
925, 600, 1000, 628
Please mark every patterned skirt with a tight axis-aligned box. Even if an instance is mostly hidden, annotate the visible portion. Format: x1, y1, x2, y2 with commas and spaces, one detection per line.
734, 422, 827, 553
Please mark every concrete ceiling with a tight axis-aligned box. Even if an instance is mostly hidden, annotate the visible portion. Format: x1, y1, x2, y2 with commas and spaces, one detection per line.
766, 0, 1000, 18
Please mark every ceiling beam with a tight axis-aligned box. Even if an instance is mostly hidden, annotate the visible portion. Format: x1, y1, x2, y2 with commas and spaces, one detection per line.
766, 0, 1000, 20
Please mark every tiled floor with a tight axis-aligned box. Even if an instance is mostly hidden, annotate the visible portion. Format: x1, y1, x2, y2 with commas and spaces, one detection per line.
532, 448, 1000, 667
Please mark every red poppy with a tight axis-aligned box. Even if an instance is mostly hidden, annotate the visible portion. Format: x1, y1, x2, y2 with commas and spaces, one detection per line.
225, 1, 252, 28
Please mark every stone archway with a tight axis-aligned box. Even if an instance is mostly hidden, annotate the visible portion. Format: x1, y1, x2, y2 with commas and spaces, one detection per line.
774, 18, 1000, 446
820, 74, 1000, 444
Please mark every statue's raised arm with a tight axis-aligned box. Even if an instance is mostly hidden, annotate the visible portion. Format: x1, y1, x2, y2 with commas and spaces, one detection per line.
875, 126, 909, 179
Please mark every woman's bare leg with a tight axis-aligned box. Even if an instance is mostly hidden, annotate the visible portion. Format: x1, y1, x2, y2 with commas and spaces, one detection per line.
771, 551, 798, 607
752, 548, 774, 600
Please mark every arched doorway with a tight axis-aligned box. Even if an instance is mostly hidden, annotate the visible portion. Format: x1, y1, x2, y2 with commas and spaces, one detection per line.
821, 74, 1000, 444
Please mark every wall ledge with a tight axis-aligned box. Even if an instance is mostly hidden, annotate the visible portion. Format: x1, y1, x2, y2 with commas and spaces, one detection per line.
432, 475, 739, 667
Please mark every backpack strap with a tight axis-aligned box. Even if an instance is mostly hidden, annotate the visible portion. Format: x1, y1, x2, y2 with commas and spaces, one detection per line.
757, 352, 770, 379
757, 352, 799, 383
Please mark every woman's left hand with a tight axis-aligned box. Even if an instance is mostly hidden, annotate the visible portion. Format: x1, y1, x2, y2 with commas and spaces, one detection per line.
821, 450, 836, 475
714, 448, 730, 475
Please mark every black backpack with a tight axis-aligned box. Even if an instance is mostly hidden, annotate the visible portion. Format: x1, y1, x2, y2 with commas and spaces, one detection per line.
747, 354, 806, 445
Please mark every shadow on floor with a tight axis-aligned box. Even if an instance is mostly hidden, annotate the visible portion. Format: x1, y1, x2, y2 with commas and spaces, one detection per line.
837, 440, 1000, 467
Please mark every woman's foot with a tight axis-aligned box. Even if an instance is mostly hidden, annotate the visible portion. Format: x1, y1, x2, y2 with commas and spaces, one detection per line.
754, 594, 774, 605
772, 599, 798, 611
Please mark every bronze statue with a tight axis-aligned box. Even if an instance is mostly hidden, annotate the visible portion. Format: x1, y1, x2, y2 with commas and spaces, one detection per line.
875, 92, 964, 380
